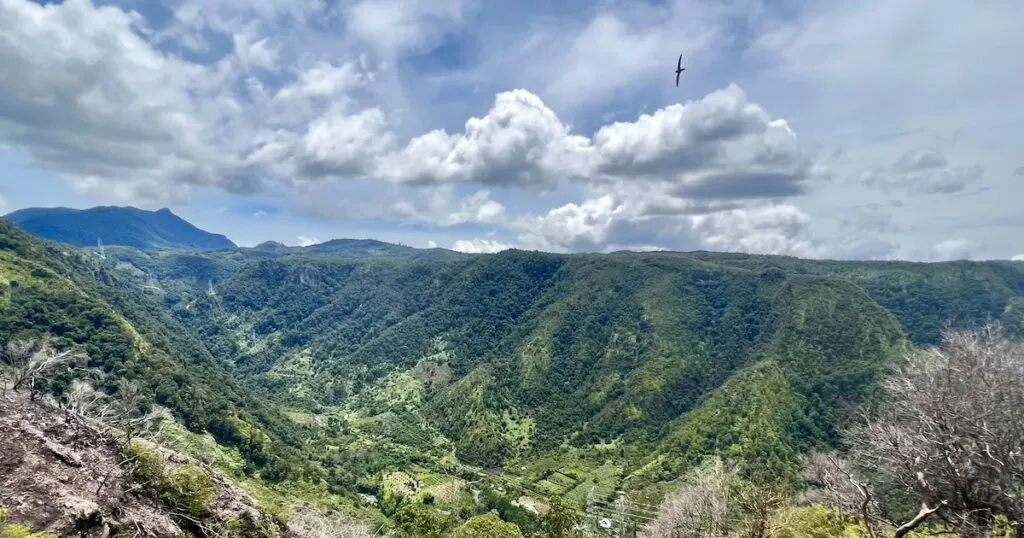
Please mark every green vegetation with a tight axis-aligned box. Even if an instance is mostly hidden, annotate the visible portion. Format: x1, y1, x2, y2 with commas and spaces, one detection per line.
0, 508, 56, 538
124, 441, 219, 518
4, 214, 1024, 535
452, 513, 524, 537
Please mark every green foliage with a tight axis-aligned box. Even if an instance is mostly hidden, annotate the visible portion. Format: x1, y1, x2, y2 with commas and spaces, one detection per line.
536, 499, 583, 538
164, 465, 218, 517
0, 219, 306, 479
451, 513, 523, 538
9, 214, 1024, 532
479, 490, 538, 535
392, 503, 456, 538
0, 508, 57, 538
124, 441, 218, 518
768, 504, 863, 538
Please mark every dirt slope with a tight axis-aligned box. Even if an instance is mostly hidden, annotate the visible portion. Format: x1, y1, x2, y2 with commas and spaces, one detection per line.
0, 388, 284, 537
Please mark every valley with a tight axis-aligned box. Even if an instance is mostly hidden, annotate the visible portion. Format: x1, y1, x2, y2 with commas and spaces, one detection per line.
2, 214, 1023, 536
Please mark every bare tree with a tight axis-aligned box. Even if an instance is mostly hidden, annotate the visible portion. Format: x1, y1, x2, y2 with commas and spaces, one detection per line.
802, 450, 933, 538
2, 338, 80, 398
108, 378, 166, 443
286, 504, 375, 538
64, 377, 169, 444
66, 379, 110, 419
640, 457, 740, 538
811, 324, 1024, 537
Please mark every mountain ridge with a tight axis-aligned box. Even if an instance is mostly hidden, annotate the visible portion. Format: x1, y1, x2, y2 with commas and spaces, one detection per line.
5, 212, 1024, 534
5, 206, 237, 251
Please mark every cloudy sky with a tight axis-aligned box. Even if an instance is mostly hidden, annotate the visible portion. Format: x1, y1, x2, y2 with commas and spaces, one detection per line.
0, 0, 1021, 260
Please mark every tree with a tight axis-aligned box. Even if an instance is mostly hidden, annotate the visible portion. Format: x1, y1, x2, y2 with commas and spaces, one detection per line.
536, 499, 583, 538
64, 377, 168, 444
451, 513, 523, 538
284, 505, 375, 538
2, 338, 79, 399
108, 378, 169, 443
392, 504, 455, 538
641, 457, 740, 538
810, 324, 1024, 537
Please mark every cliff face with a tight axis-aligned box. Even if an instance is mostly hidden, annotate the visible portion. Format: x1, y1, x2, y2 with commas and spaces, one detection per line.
0, 388, 282, 538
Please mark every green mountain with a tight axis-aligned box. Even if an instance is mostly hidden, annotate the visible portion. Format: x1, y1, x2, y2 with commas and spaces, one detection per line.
5, 206, 236, 251
4, 212, 1024, 533
0, 217, 305, 478
97, 239, 1024, 486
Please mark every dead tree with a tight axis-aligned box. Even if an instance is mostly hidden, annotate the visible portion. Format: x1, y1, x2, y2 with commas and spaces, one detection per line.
3, 338, 80, 398
286, 505, 375, 538
641, 457, 740, 538
809, 324, 1024, 537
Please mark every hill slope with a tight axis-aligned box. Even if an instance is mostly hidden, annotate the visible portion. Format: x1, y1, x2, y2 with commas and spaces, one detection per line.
5, 206, 236, 251
9, 214, 1024, 533
114, 250, 914, 480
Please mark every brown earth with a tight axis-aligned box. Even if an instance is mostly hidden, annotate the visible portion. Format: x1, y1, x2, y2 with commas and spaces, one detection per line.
0, 388, 287, 537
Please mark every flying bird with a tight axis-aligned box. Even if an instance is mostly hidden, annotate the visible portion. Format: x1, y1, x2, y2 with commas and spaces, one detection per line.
675, 54, 686, 87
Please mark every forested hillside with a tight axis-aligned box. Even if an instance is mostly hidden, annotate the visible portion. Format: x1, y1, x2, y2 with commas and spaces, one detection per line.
4, 215, 1024, 536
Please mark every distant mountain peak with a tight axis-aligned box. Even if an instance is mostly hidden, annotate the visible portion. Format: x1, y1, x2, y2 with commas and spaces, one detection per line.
254, 240, 287, 249
4, 205, 236, 251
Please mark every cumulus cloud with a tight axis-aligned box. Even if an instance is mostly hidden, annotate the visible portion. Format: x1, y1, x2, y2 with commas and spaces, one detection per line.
513, 189, 821, 257
1012, 254, 1024, 261
297, 235, 320, 247
0, 0, 884, 259
342, 0, 472, 60
0, 0, 217, 193
858, 148, 984, 195
930, 238, 981, 261
377, 84, 826, 205
452, 238, 514, 254
838, 204, 904, 234
831, 238, 899, 261
375, 89, 590, 189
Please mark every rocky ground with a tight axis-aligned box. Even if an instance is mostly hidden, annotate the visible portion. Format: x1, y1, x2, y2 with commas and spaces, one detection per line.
0, 387, 294, 537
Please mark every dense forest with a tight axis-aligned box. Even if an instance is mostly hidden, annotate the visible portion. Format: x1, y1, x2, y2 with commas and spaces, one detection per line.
2, 214, 1023, 537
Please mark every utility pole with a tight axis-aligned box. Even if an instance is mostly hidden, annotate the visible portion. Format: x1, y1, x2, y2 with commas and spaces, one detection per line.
614, 491, 627, 538
585, 486, 596, 533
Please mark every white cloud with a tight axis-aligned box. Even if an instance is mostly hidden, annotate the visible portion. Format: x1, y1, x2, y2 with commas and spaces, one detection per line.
452, 238, 514, 254
253, 210, 268, 218
1011, 254, 1024, 262
376, 84, 824, 201
0, 0, 1020, 261
297, 235, 320, 247
930, 238, 981, 262
375, 89, 590, 189
514, 189, 819, 257
342, 0, 472, 60
857, 148, 984, 195
426, 240, 438, 249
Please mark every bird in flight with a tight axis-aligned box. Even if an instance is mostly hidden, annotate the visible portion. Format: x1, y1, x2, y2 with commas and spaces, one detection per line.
675, 54, 686, 86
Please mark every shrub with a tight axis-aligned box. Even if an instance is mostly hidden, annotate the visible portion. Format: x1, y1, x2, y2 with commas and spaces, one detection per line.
164, 464, 217, 517
122, 441, 218, 518
0, 508, 58, 538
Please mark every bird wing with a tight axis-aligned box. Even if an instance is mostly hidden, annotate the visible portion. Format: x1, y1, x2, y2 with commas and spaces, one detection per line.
677, 54, 682, 70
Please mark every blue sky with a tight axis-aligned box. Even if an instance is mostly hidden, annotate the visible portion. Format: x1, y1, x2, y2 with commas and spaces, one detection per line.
0, 0, 1022, 259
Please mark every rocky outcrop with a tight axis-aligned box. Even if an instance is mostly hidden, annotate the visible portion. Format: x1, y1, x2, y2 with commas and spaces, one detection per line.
0, 389, 283, 537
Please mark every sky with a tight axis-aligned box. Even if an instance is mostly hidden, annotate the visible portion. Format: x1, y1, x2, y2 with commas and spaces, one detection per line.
0, 0, 1022, 260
